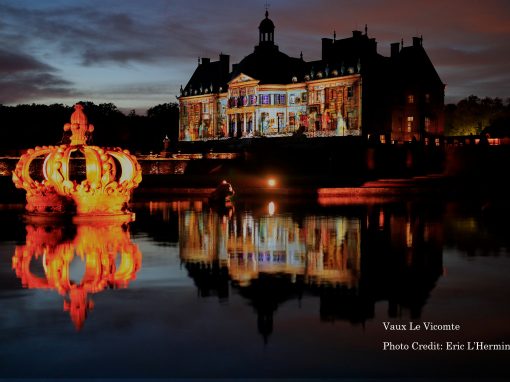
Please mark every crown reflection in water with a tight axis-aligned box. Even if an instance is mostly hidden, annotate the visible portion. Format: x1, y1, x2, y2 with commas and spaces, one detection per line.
12, 222, 142, 330
12, 104, 142, 219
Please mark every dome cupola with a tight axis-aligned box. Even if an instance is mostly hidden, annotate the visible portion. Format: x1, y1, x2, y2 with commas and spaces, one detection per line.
258, 10, 275, 45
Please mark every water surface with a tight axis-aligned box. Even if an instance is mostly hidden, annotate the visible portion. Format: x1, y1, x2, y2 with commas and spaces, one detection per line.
1, 197, 509, 380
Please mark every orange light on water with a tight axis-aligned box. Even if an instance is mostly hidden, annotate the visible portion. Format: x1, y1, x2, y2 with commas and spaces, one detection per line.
267, 178, 276, 187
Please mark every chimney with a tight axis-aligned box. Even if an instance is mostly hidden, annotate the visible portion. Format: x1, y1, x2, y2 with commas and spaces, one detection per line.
201, 57, 210, 65
219, 53, 230, 73
412, 37, 422, 47
391, 42, 400, 58
322, 37, 333, 61
352, 30, 362, 38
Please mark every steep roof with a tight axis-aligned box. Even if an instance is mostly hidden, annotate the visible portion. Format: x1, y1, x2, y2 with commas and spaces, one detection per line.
393, 39, 444, 89
183, 56, 230, 95
231, 45, 306, 85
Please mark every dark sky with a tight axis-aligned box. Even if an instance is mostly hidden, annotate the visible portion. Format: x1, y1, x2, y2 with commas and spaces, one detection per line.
1, 0, 509, 112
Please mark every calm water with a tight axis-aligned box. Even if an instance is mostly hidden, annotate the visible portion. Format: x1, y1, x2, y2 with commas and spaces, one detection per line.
1, 197, 510, 380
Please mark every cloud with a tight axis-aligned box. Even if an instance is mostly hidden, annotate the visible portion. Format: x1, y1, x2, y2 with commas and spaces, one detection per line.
0, 1, 242, 67
1, 0, 509, 108
0, 48, 77, 104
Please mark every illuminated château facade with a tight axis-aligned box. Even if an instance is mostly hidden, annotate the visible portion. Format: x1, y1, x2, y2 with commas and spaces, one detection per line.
178, 11, 444, 143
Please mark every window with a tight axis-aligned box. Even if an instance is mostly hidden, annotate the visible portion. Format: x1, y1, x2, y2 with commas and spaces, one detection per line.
407, 94, 414, 104
274, 94, 286, 105
289, 113, 296, 127
318, 90, 324, 103
347, 86, 353, 98
260, 112, 269, 132
425, 117, 431, 131
277, 113, 285, 131
289, 94, 296, 104
425, 94, 430, 103
329, 88, 337, 101
309, 91, 317, 104
407, 116, 414, 132
249, 95, 257, 105
261, 94, 271, 105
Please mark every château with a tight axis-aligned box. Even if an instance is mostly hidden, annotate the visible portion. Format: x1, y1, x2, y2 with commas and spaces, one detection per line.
178, 11, 444, 144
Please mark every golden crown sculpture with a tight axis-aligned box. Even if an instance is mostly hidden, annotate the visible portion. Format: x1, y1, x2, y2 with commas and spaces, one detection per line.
12, 222, 142, 330
12, 104, 142, 218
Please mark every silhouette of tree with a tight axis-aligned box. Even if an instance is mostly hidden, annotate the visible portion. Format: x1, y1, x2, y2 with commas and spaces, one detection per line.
146, 102, 179, 150
0, 101, 180, 155
0, 103, 72, 153
445, 95, 509, 136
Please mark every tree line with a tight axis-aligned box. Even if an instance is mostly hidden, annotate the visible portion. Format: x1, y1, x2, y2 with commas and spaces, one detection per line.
0, 102, 179, 154
445, 96, 510, 137
1, 97, 509, 155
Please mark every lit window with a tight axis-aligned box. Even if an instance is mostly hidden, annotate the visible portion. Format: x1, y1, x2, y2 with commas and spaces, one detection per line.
425, 117, 431, 131
261, 94, 270, 105
407, 116, 414, 132
425, 94, 430, 103
406, 222, 413, 248
289, 94, 296, 104
407, 95, 414, 104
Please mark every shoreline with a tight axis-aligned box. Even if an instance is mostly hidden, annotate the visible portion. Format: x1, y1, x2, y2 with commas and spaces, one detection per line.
2, 172, 509, 205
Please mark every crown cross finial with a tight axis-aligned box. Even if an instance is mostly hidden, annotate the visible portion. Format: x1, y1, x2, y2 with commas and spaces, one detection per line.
264, 1, 270, 17
64, 104, 94, 145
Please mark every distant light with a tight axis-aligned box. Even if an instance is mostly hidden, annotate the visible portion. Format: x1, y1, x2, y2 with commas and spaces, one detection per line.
268, 201, 275, 216
267, 178, 276, 187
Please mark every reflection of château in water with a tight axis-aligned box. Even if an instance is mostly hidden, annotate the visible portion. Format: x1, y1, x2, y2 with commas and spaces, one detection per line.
12, 222, 142, 330
180, 201, 360, 287
177, 201, 443, 340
